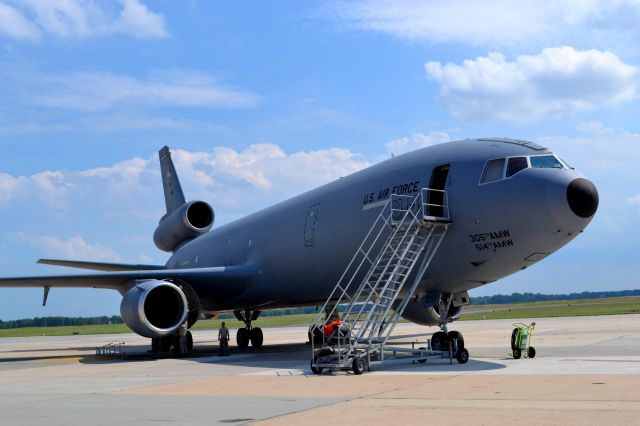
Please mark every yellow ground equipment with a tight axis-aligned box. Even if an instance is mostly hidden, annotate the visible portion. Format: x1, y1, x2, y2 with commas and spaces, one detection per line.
511, 322, 536, 359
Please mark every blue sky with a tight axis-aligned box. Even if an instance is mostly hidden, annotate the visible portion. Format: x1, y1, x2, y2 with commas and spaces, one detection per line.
0, 0, 639, 320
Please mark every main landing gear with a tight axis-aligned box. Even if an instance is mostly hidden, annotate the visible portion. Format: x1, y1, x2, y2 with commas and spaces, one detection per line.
430, 295, 468, 364
234, 310, 263, 349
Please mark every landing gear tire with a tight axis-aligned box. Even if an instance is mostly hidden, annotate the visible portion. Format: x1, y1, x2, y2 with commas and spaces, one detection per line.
352, 357, 366, 375
448, 331, 464, 349
237, 328, 250, 348
456, 348, 469, 364
250, 327, 263, 348
527, 346, 536, 359
310, 357, 324, 375
431, 331, 448, 351
186, 331, 193, 352
513, 348, 522, 359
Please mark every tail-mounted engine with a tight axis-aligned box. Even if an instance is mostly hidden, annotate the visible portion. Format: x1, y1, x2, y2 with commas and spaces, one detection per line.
120, 280, 188, 338
153, 200, 214, 252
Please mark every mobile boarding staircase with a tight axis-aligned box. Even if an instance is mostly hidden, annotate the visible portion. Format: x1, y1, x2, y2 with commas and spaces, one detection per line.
310, 188, 462, 374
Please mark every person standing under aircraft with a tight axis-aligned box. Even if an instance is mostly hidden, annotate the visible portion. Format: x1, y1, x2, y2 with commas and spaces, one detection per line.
218, 321, 230, 356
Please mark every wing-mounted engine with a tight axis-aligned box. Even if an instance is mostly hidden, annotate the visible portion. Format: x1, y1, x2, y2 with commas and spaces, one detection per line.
400, 291, 468, 326
120, 280, 188, 337
153, 200, 214, 252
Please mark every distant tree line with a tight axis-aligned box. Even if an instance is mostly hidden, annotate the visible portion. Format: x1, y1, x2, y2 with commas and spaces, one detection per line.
470, 289, 640, 305
0, 315, 123, 330
2, 289, 639, 329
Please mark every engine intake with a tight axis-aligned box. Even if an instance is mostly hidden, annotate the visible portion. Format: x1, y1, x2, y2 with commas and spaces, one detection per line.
120, 280, 188, 338
153, 200, 214, 252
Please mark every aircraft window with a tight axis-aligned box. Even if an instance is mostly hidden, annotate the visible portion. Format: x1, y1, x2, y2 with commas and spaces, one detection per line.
481, 158, 505, 183
506, 157, 528, 177
530, 155, 563, 169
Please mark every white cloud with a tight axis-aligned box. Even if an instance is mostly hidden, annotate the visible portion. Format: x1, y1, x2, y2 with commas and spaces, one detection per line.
1, 0, 168, 40
386, 131, 450, 154
2, 67, 261, 112
327, 0, 640, 50
16, 233, 122, 262
628, 195, 640, 204
0, 144, 369, 221
0, 2, 39, 40
425, 47, 638, 123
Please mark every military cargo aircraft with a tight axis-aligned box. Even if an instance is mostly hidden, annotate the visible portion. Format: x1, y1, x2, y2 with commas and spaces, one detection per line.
0, 138, 598, 352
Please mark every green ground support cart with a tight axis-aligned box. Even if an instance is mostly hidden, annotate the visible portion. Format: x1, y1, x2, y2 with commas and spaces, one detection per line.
511, 322, 536, 359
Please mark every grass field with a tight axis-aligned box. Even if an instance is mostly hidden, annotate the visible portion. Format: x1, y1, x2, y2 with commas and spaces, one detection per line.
1, 297, 639, 339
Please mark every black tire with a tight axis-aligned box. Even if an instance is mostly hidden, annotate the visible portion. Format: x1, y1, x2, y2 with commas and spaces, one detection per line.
237, 328, 250, 348
151, 337, 160, 352
448, 331, 465, 349
528, 346, 536, 359
250, 327, 264, 348
186, 331, 193, 352
352, 357, 366, 375
456, 348, 469, 364
310, 358, 323, 375
511, 328, 518, 350
513, 348, 521, 359
417, 347, 427, 363
431, 331, 448, 351
160, 336, 173, 352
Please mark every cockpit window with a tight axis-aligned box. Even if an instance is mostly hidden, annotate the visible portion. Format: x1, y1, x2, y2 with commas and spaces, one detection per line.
481, 158, 505, 183
506, 157, 528, 178
530, 155, 563, 169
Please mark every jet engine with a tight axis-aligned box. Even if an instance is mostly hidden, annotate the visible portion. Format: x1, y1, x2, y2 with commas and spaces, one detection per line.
153, 200, 214, 252
400, 302, 463, 326
120, 280, 188, 338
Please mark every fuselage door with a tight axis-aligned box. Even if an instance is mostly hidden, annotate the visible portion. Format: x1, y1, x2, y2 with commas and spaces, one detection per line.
427, 165, 450, 217
304, 203, 320, 247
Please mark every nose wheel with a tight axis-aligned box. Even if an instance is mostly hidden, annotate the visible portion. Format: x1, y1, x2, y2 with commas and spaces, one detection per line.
234, 310, 263, 349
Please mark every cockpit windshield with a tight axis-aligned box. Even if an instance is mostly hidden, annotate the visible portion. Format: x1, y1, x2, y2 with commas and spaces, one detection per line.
530, 155, 563, 169
480, 154, 564, 184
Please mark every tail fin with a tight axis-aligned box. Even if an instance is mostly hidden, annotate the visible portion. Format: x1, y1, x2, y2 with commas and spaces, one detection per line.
159, 146, 186, 214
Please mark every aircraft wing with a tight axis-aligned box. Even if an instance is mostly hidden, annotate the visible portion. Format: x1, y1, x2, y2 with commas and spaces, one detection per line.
37, 259, 166, 272
0, 265, 253, 291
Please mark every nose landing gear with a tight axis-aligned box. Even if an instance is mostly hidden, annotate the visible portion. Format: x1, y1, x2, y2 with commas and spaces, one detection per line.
234, 310, 263, 349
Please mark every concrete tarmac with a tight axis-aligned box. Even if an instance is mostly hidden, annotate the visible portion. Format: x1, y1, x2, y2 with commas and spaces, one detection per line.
1, 315, 639, 425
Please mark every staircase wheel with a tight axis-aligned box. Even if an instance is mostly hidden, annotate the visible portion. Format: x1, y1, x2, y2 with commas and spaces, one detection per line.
456, 348, 469, 364
352, 357, 366, 375
417, 347, 427, 364
310, 358, 323, 375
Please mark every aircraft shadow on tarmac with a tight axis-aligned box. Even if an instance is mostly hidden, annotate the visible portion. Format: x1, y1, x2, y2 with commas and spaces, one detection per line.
71, 341, 507, 372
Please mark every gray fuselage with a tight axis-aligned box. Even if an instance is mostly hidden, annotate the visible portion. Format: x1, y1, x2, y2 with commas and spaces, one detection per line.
167, 138, 597, 314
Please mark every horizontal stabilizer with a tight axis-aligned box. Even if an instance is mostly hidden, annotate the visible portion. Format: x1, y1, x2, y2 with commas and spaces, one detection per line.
38, 259, 166, 272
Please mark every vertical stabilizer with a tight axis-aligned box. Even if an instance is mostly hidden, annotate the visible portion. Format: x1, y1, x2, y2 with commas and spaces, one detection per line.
159, 146, 186, 214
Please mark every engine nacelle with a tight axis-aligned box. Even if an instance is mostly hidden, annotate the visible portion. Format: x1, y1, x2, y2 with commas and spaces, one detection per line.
153, 200, 214, 252
120, 280, 188, 338
400, 302, 463, 326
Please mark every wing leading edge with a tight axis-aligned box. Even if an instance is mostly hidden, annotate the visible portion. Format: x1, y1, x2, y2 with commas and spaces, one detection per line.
0, 265, 253, 292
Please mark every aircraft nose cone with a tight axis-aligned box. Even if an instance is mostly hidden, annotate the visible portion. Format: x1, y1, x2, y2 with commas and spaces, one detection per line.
567, 178, 598, 218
